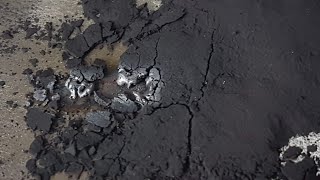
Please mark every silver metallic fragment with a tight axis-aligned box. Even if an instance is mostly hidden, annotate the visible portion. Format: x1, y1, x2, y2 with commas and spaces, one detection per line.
144, 68, 163, 102
115, 66, 163, 108
65, 78, 93, 99
65, 66, 104, 99
116, 67, 147, 88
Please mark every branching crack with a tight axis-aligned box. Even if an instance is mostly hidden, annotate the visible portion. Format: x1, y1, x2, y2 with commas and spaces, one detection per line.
137, 11, 186, 40
157, 11, 187, 31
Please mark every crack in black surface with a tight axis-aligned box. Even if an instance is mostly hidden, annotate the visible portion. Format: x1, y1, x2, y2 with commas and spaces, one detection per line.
137, 11, 187, 40
152, 38, 160, 67
106, 137, 127, 175
199, 30, 215, 99
180, 103, 194, 174
142, 101, 194, 174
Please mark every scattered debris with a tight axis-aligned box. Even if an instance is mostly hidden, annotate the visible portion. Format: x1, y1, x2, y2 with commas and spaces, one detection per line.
22, 68, 33, 75
25, 26, 40, 39
1, 30, 14, 39
6, 100, 18, 108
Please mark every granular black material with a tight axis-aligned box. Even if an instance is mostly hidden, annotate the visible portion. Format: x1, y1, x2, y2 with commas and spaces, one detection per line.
22, 0, 320, 180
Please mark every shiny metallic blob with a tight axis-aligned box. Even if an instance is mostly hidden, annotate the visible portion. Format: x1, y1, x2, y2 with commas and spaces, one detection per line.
65, 66, 104, 99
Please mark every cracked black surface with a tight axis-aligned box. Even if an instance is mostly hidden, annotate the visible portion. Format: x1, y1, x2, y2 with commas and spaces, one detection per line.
22, 0, 320, 179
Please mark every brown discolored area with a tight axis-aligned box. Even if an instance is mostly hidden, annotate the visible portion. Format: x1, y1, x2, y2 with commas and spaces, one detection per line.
84, 42, 127, 74
84, 42, 128, 98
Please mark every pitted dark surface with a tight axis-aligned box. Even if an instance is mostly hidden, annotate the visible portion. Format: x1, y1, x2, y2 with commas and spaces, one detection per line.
2, 0, 320, 179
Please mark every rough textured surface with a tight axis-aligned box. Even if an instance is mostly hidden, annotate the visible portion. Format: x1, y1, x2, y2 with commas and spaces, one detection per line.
2, 0, 320, 180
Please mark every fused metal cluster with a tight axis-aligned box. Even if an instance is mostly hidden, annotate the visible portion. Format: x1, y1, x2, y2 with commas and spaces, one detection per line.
116, 66, 163, 105
116, 67, 148, 88
65, 66, 104, 99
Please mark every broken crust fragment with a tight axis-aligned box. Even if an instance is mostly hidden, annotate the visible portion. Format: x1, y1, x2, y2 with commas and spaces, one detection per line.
26, 108, 54, 133
86, 111, 112, 128
93, 91, 110, 107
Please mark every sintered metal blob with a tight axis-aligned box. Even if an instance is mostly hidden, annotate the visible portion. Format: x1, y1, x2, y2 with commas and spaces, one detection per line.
115, 66, 163, 108
132, 91, 146, 105
144, 68, 162, 102
65, 78, 94, 99
65, 65, 104, 99
116, 67, 147, 88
